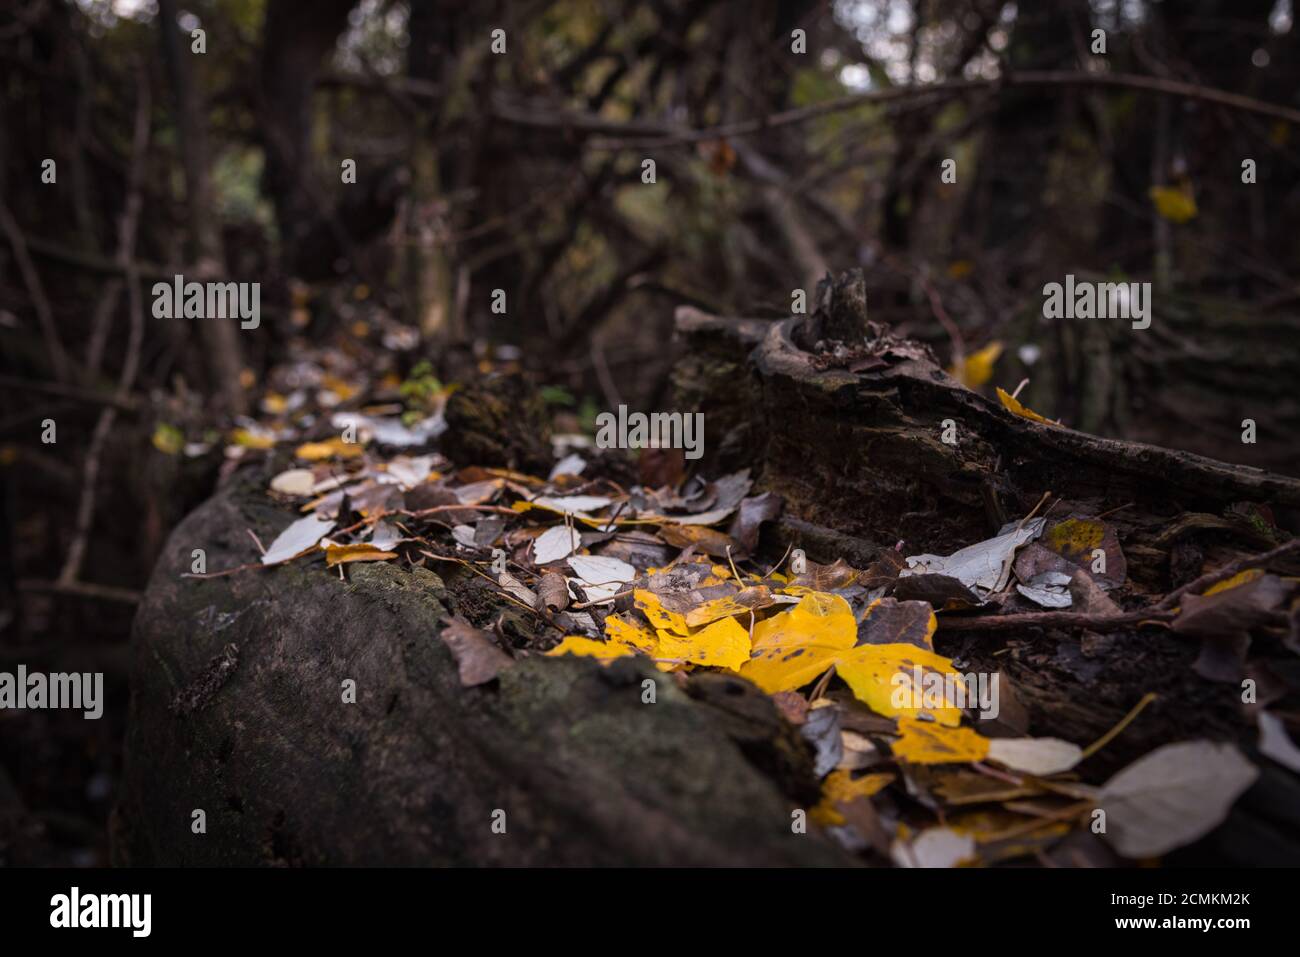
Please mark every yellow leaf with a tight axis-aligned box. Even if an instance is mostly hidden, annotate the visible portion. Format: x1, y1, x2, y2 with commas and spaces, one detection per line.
996, 387, 1055, 425
1046, 518, 1105, 559
655, 615, 751, 670
836, 643, 966, 726
1203, 568, 1263, 597
737, 592, 857, 693
295, 437, 364, 461
151, 422, 184, 455
635, 588, 691, 636
947, 260, 973, 280
684, 586, 774, 627
230, 427, 275, 450
603, 614, 658, 656
1148, 184, 1197, 224
324, 543, 398, 567
811, 770, 895, 825
546, 636, 635, 663
949, 341, 1003, 389
892, 717, 990, 764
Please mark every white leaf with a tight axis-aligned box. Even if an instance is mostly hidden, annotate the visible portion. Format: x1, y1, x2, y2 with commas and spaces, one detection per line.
270, 468, 316, 496
451, 525, 478, 548
532, 525, 581, 564
367, 520, 404, 551
566, 554, 636, 603
987, 737, 1083, 775
891, 827, 975, 868
1258, 712, 1300, 773
901, 518, 1044, 595
548, 453, 587, 480
261, 513, 335, 565
533, 494, 611, 516
1099, 740, 1258, 858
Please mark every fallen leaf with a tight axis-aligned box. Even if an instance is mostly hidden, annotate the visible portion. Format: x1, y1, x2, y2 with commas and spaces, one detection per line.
950, 340, 1002, 389
655, 615, 751, 669
440, 615, 512, 686
532, 525, 582, 564
270, 468, 317, 496
891, 718, 991, 764
1172, 574, 1290, 638
295, 437, 363, 461
1258, 712, 1300, 773
1099, 740, 1258, 858
684, 585, 775, 627
727, 492, 783, 554
535, 572, 570, 613
837, 644, 968, 725
892, 827, 976, 867
324, 542, 399, 567
986, 737, 1083, 776
260, 513, 335, 565
996, 387, 1056, 425
567, 554, 636, 603
902, 518, 1044, 596
856, 598, 937, 650
545, 635, 635, 663
737, 592, 857, 693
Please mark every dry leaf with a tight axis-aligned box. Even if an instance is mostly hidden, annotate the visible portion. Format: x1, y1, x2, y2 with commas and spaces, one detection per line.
440, 615, 512, 686
836, 644, 968, 726
324, 542, 399, 567
260, 513, 335, 565
996, 387, 1056, 425
891, 718, 991, 764
1099, 740, 1258, 858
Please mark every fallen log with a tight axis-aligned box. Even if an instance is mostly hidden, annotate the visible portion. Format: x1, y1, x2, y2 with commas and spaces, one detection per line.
113, 469, 846, 866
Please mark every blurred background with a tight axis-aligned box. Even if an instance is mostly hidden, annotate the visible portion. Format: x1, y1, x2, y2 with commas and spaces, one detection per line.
2, 0, 1299, 865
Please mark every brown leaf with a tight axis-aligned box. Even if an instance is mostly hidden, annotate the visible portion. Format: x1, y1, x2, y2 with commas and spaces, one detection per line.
440, 615, 512, 687
639, 446, 686, 489
658, 523, 736, 557
856, 598, 937, 650
727, 491, 782, 554
535, 572, 570, 613
1172, 574, 1291, 638
790, 557, 861, 591
891, 573, 980, 610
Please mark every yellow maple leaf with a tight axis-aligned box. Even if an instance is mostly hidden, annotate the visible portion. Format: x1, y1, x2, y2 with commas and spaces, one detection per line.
655, 615, 751, 670
1148, 184, 1197, 224
737, 592, 857, 693
949, 341, 1003, 389
892, 717, 990, 764
996, 387, 1056, 425
836, 643, 966, 726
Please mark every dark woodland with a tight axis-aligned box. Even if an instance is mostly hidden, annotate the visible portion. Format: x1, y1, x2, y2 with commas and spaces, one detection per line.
3, 0, 1300, 879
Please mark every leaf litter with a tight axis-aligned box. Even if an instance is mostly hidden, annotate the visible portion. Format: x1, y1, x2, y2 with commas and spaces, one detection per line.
190, 350, 1300, 868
